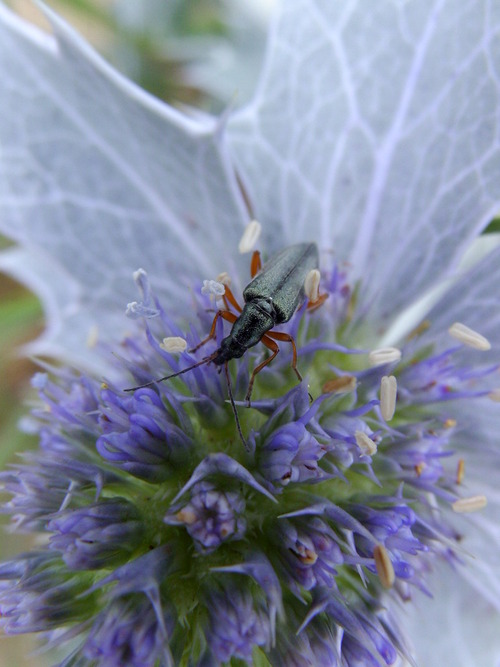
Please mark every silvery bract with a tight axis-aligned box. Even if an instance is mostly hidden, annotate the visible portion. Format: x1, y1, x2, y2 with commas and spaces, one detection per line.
1, 1, 500, 666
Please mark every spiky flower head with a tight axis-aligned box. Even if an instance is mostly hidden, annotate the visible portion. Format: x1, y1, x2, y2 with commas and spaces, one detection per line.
0, 257, 497, 666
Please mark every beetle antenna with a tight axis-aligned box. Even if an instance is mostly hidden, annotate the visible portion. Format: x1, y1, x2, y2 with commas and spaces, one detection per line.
123, 351, 218, 392
224, 362, 248, 450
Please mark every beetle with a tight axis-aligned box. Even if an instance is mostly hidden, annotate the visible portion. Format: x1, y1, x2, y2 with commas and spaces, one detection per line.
126, 242, 325, 442
200, 242, 320, 399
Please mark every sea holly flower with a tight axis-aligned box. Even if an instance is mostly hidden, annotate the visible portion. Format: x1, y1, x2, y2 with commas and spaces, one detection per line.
1, 1, 500, 666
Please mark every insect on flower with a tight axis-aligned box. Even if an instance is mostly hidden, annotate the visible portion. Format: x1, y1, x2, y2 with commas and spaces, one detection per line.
126, 243, 326, 443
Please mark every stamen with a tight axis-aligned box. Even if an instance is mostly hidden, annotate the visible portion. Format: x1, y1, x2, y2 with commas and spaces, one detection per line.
355, 430, 377, 456
373, 544, 395, 588
415, 462, 426, 477
456, 459, 465, 485
201, 280, 226, 297
452, 495, 487, 513
176, 509, 197, 524
300, 548, 318, 565
448, 322, 491, 351
369, 347, 402, 366
406, 319, 430, 340
443, 418, 457, 428
238, 220, 262, 253
132, 268, 146, 282
216, 272, 231, 286
160, 337, 188, 353
304, 269, 321, 302
488, 389, 500, 403
322, 375, 357, 394
86, 325, 99, 348
380, 375, 397, 421
294, 544, 318, 565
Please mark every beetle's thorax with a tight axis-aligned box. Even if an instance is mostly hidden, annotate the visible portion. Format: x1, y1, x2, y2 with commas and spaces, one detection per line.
213, 298, 276, 365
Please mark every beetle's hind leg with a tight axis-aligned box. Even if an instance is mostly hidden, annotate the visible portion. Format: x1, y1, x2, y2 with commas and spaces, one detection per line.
266, 331, 302, 382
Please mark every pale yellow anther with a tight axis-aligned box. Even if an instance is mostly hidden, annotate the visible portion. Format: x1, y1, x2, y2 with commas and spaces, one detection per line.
355, 430, 377, 456
295, 544, 318, 565
443, 418, 457, 429
176, 508, 197, 524
448, 322, 491, 351
304, 269, 321, 302
406, 319, 431, 341
86, 325, 99, 348
219, 524, 231, 538
322, 375, 357, 394
456, 459, 465, 485
380, 375, 397, 421
238, 220, 262, 253
132, 268, 146, 282
160, 337, 188, 353
488, 389, 500, 403
452, 495, 487, 513
414, 462, 426, 477
369, 347, 402, 367
373, 544, 395, 588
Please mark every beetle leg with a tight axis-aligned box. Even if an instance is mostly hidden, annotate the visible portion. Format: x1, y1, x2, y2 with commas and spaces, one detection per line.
266, 330, 302, 382
189, 310, 238, 353
250, 250, 262, 277
222, 284, 243, 313
245, 335, 280, 404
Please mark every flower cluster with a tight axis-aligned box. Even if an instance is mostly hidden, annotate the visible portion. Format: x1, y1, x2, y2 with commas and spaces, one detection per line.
0, 257, 494, 667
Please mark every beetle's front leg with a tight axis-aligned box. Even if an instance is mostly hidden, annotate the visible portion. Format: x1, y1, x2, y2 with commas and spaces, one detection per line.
245, 335, 279, 404
189, 310, 238, 353
222, 284, 243, 313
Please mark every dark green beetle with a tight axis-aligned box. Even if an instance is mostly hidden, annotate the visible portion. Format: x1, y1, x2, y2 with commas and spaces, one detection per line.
210, 242, 319, 400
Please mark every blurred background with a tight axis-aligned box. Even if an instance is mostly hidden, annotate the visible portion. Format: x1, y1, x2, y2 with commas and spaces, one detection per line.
0, 1, 273, 663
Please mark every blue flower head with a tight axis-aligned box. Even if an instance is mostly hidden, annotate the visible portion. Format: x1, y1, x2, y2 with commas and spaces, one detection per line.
1, 1, 500, 666
0, 256, 497, 666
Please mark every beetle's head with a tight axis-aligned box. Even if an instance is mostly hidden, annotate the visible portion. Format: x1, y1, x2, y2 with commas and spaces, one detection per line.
213, 300, 276, 366
213, 334, 246, 365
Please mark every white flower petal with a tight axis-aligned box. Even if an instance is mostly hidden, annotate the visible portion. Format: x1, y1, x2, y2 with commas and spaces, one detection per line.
0, 246, 94, 366
0, 4, 248, 369
228, 0, 500, 334
443, 398, 500, 611
418, 244, 500, 368
402, 562, 500, 667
